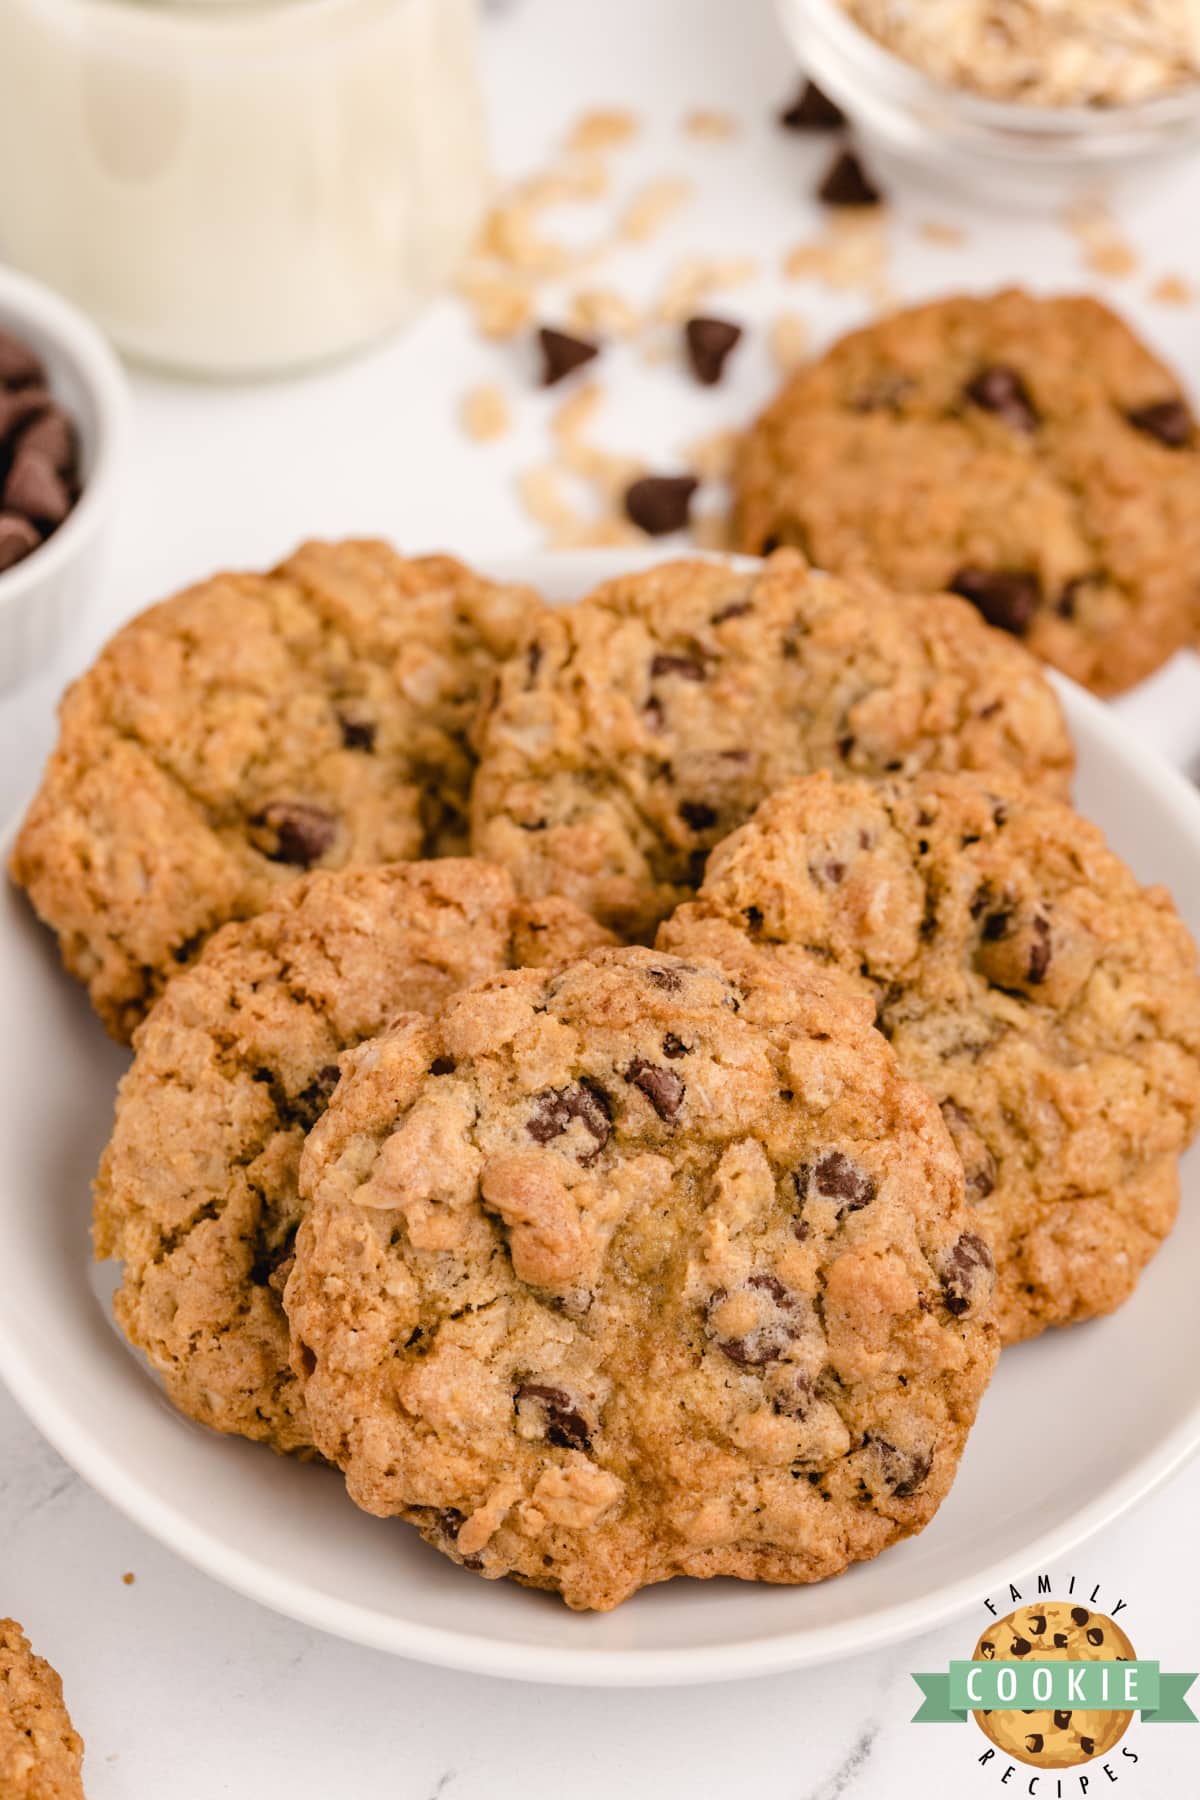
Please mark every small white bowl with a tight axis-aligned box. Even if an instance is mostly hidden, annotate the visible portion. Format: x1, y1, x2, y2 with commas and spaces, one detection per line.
1, 549, 1200, 1686
778, 0, 1200, 209
0, 264, 130, 691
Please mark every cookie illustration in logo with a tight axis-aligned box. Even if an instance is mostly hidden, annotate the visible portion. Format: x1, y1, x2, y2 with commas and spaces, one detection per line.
972, 1603, 1137, 1769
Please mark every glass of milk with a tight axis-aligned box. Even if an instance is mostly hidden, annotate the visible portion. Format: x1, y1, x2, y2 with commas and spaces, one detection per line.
0, 0, 489, 376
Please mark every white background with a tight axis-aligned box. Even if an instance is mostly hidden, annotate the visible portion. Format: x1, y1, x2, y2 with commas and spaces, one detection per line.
2, 0, 1200, 1793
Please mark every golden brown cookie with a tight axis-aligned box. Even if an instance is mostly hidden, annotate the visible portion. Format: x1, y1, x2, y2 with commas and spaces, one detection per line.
94, 858, 611, 1454
973, 1603, 1137, 1769
735, 291, 1200, 695
286, 943, 999, 1610
661, 769, 1200, 1342
0, 1621, 84, 1800
470, 551, 1073, 940
11, 540, 543, 1040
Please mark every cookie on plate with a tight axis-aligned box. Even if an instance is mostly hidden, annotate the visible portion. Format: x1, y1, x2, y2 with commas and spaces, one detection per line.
11, 539, 542, 1041
0, 1620, 84, 1800
734, 290, 1200, 694
661, 770, 1200, 1343
470, 551, 1073, 941
286, 943, 999, 1611
94, 858, 611, 1455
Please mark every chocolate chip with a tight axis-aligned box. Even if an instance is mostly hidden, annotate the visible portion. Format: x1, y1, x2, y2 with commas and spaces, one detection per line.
18, 405, 75, 473
706, 1273, 804, 1366
0, 328, 44, 388
1086, 1627, 1104, 1646
0, 512, 39, 573
1053, 1710, 1072, 1729
4, 447, 70, 527
979, 1640, 995, 1659
1053, 1632, 1069, 1648
429, 1055, 457, 1076
645, 964, 685, 991
939, 1232, 995, 1317
679, 799, 718, 833
251, 801, 337, 866
818, 148, 883, 208
685, 316, 743, 386
1028, 916, 1051, 984
624, 1057, 685, 1121
538, 325, 599, 386
1071, 1606, 1090, 1625
711, 599, 752, 624
1010, 1637, 1032, 1657
982, 909, 1010, 942
965, 365, 1039, 433
1025, 1734, 1044, 1754
949, 567, 1041, 636
796, 1149, 876, 1218
813, 859, 846, 885
867, 1435, 931, 1497
527, 1080, 612, 1159
515, 1382, 592, 1453
650, 652, 706, 680
1028, 1614, 1046, 1635
337, 711, 376, 751
779, 78, 845, 130
662, 1032, 690, 1059
625, 474, 698, 536
295, 1062, 343, 1124
1127, 398, 1194, 447
1080, 1737, 1095, 1757
0, 385, 50, 446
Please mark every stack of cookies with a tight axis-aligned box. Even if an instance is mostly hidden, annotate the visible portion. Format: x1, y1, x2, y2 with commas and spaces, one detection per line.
12, 482, 1200, 1611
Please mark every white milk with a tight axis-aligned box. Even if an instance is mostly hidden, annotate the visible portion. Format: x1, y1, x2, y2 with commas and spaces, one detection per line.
0, 0, 489, 375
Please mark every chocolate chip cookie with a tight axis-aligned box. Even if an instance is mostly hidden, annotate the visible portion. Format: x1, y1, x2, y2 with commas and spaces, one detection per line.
11, 540, 543, 1040
0, 1621, 84, 1800
286, 942, 999, 1610
973, 1603, 1137, 1769
94, 858, 611, 1454
734, 290, 1200, 694
470, 551, 1073, 940
661, 770, 1200, 1343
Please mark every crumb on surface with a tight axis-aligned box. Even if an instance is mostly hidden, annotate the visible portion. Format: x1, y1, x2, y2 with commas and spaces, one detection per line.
621, 177, 693, 244
461, 384, 511, 443
1150, 272, 1194, 305
121, 1571, 135, 1586
769, 310, 811, 375
918, 219, 966, 246
565, 108, 640, 154
682, 107, 740, 140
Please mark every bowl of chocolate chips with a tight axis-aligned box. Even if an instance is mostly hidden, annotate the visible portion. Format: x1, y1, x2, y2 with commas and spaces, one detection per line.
0, 263, 128, 690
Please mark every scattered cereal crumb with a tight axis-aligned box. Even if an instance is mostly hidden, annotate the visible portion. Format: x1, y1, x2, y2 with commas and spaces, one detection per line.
783, 214, 890, 294
1151, 273, 1194, 305
461, 384, 511, 443
918, 219, 966, 246
690, 509, 735, 552
518, 465, 580, 532
684, 427, 741, 484
769, 311, 811, 375
1062, 197, 1138, 278
621, 177, 693, 244
552, 383, 643, 500
682, 107, 740, 141
656, 255, 758, 323
566, 108, 639, 154
457, 266, 534, 339
568, 287, 642, 337
122, 1571, 135, 1586
477, 200, 576, 277
553, 380, 605, 446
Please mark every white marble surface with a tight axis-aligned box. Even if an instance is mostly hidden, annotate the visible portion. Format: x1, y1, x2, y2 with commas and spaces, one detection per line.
2, 0, 1200, 1792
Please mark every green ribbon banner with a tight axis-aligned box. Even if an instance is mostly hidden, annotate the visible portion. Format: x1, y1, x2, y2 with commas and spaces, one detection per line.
912, 1662, 1197, 1725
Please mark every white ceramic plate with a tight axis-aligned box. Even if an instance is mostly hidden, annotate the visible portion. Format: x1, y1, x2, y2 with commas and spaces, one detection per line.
1, 550, 1199, 1688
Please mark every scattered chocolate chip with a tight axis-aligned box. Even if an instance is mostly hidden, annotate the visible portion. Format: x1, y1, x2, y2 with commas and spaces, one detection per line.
0, 385, 50, 446
4, 447, 70, 527
979, 1640, 995, 1659
0, 512, 39, 573
965, 365, 1039, 433
818, 147, 883, 208
1027, 916, 1051, 984
624, 1057, 685, 1121
251, 801, 337, 866
679, 798, 718, 832
625, 473, 698, 536
0, 328, 44, 388
1024, 1734, 1044, 1754
1028, 1614, 1046, 1635
1086, 1627, 1105, 1646
650, 652, 706, 680
1053, 1632, 1069, 1648
430, 1055, 457, 1076
795, 1149, 876, 1218
981, 908, 1010, 941
1071, 1606, 1090, 1625
866, 1435, 931, 1497
337, 711, 376, 751
1053, 1710, 1072, 1729
537, 325, 599, 386
706, 1273, 805, 1366
744, 905, 764, 934
662, 1032, 690, 1059
1080, 1737, 1095, 1757
18, 405, 75, 473
939, 1232, 995, 1317
949, 566, 1041, 636
515, 1382, 592, 1452
527, 1080, 612, 1159
773, 1370, 815, 1419
780, 78, 846, 131
711, 599, 752, 624
1010, 1637, 1032, 1657
1127, 398, 1193, 447
644, 964, 685, 991
685, 315, 743, 386
812, 858, 845, 886
294, 1062, 342, 1124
